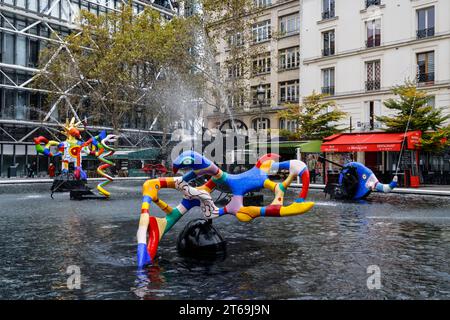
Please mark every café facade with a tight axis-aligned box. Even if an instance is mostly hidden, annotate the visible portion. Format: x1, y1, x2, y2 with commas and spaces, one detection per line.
320, 131, 423, 187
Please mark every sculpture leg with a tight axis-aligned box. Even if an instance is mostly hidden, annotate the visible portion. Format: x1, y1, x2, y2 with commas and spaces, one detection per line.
62, 161, 69, 174
137, 178, 190, 267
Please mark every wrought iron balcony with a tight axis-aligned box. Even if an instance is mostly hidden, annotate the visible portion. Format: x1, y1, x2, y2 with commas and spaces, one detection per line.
321, 86, 335, 95
252, 99, 271, 107
417, 27, 435, 39
365, 80, 381, 91
366, 0, 381, 8
322, 47, 335, 57
417, 72, 435, 83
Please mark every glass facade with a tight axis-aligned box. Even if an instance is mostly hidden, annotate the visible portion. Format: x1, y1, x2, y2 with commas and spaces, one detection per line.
0, 0, 176, 176
0, 0, 173, 120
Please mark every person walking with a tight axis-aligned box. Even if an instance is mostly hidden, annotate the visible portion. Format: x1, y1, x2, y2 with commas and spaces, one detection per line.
31, 161, 37, 178
307, 155, 317, 184
26, 163, 32, 178
48, 163, 56, 178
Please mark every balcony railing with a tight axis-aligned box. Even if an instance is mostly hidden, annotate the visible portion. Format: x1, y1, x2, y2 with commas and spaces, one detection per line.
322, 86, 335, 95
417, 27, 435, 39
279, 63, 300, 71
280, 97, 299, 104
366, 80, 381, 91
322, 9, 335, 20
366, 0, 381, 8
252, 99, 271, 107
417, 72, 435, 83
322, 47, 335, 57
366, 37, 381, 48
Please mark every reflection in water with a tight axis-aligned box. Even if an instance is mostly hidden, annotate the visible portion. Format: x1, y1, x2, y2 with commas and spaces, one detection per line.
133, 265, 167, 299
0, 181, 449, 299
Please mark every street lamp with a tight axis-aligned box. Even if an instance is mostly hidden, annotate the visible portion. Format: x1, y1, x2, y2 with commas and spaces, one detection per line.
256, 85, 265, 131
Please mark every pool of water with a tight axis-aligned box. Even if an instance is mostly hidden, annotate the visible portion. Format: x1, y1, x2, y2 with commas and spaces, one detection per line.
0, 181, 449, 300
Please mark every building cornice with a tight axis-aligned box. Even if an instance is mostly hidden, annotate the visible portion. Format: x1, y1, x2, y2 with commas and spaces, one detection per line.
206, 106, 284, 119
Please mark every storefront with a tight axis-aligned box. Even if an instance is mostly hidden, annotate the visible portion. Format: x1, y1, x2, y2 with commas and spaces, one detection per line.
321, 131, 422, 187
0, 142, 50, 177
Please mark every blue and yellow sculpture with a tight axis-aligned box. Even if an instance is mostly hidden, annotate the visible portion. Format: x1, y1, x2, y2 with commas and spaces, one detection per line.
136, 151, 314, 267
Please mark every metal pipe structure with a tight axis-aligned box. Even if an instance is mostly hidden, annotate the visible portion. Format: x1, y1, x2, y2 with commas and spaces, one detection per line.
0, 0, 178, 154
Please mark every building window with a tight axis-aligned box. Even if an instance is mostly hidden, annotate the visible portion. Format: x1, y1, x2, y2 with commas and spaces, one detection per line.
427, 96, 436, 109
417, 7, 435, 39
252, 118, 271, 130
252, 84, 271, 106
366, 0, 381, 8
3, 89, 15, 119
254, 0, 271, 8
227, 32, 244, 49
279, 80, 299, 103
364, 101, 382, 130
279, 47, 300, 70
322, 68, 335, 95
16, 0, 26, 8
28, 0, 38, 12
279, 14, 300, 36
417, 51, 434, 84
2, 33, 15, 64
29, 39, 39, 67
366, 19, 381, 48
15, 36, 27, 67
227, 91, 245, 109
227, 63, 244, 79
366, 60, 381, 91
16, 91, 27, 120
322, 0, 335, 20
252, 20, 271, 43
279, 118, 297, 132
322, 30, 335, 56
252, 53, 271, 75
40, 0, 48, 12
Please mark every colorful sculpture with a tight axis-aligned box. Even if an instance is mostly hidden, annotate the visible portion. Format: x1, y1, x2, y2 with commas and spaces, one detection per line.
136, 151, 314, 267
33, 117, 118, 197
326, 161, 398, 200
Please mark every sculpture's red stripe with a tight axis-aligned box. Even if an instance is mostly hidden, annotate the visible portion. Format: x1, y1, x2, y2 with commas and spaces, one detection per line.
159, 178, 167, 188
148, 216, 160, 261
205, 179, 216, 190
264, 205, 282, 216
141, 208, 149, 214
300, 170, 310, 199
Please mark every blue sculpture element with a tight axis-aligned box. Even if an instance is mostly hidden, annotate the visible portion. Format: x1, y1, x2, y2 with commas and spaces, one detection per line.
336, 162, 398, 200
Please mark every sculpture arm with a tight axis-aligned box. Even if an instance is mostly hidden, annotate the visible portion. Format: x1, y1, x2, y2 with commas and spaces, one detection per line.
33, 136, 61, 157
375, 175, 398, 193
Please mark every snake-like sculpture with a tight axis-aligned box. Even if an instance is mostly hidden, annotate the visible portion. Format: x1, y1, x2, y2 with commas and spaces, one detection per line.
137, 151, 314, 267
34, 117, 118, 197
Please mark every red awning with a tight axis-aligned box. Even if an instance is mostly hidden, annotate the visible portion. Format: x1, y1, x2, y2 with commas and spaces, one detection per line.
321, 131, 421, 152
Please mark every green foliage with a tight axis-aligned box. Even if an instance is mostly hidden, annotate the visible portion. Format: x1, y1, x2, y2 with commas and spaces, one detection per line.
419, 125, 450, 154
278, 92, 347, 140
377, 83, 450, 153
35, 4, 200, 134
